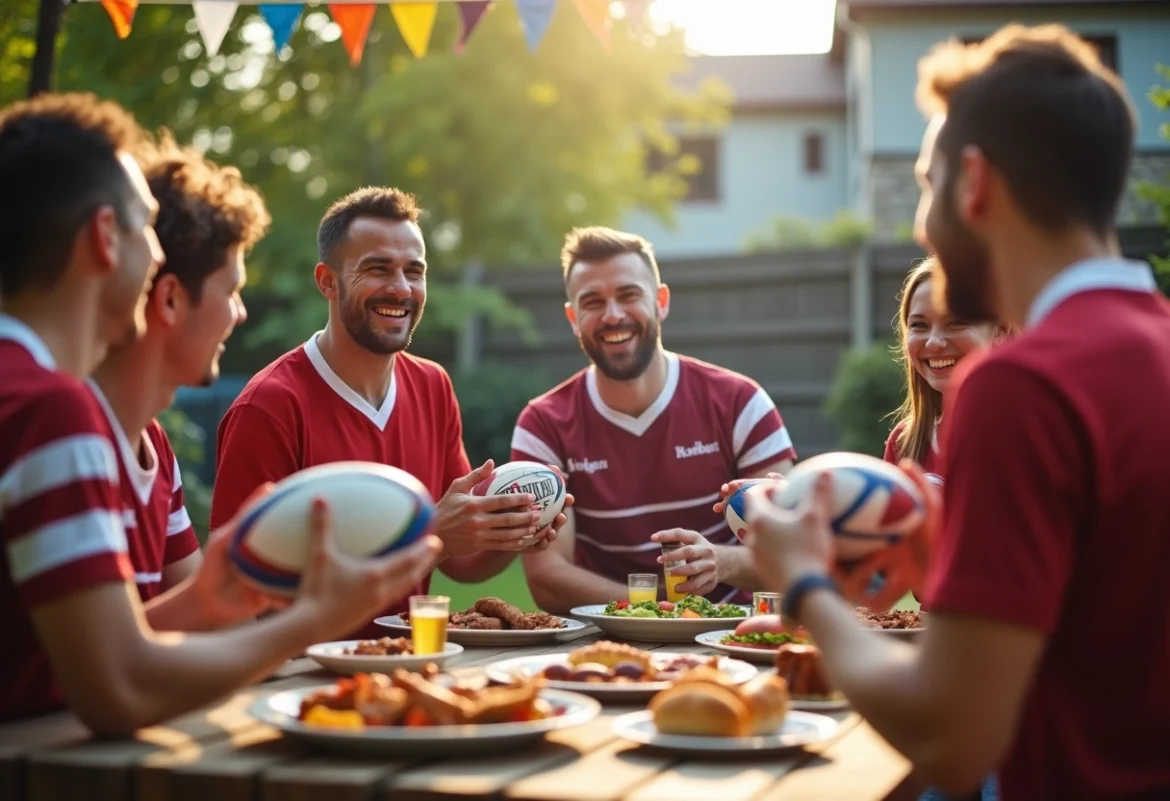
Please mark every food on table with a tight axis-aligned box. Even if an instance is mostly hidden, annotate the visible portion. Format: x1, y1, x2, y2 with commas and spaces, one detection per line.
602, 594, 746, 619
298, 667, 556, 728
773, 643, 842, 701
854, 607, 922, 630
718, 614, 809, 649
399, 596, 566, 631
538, 642, 723, 684
344, 636, 413, 656
650, 669, 791, 737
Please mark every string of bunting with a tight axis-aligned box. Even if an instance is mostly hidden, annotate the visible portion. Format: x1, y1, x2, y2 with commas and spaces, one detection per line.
97, 0, 653, 64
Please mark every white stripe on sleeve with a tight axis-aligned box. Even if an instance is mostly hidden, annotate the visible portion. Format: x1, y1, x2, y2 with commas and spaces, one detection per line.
737, 427, 794, 471
0, 434, 118, 510
509, 427, 563, 469
167, 506, 193, 536
8, 509, 127, 583
732, 388, 777, 457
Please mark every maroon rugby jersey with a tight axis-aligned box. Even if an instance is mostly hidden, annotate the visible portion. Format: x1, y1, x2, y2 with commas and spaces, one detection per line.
511, 352, 796, 604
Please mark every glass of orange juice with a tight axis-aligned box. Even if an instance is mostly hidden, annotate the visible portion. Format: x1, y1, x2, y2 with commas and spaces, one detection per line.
628, 573, 658, 605
661, 542, 687, 602
409, 595, 449, 655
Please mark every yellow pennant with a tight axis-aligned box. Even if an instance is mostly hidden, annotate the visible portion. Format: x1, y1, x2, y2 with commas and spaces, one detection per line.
328, 4, 377, 66
101, 0, 139, 39
391, 2, 439, 59
570, 0, 611, 49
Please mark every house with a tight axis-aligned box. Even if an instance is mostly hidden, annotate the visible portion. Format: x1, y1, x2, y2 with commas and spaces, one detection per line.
624, 0, 1170, 259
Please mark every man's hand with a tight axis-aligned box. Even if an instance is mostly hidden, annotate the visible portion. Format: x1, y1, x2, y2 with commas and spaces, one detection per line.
651, 528, 719, 596
712, 473, 785, 514
519, 488, 574, 554
434, 460, 543, 557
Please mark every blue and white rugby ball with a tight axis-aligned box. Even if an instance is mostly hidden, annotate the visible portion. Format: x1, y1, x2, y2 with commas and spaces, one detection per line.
229, 461, 435, 595
724, 479, 775, 542
769, 452, 925, 561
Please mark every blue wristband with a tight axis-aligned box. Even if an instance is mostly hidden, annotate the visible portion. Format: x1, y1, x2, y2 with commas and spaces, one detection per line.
782, 574, 839, 622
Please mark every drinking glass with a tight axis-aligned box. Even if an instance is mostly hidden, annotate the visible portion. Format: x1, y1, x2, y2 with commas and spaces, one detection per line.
627, 573, 659, 605
409, 595, 449, 655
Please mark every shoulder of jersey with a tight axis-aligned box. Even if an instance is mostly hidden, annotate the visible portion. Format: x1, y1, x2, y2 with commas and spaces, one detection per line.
676, 353, 761, 392
230, 347, 314, 408
521, 369, 589, 414
144, 418, 175, 454
394, 351, 451, 382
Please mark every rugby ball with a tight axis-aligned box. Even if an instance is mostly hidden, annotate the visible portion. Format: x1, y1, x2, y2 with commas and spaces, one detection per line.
724, 479, 775, 542
229, 461, 435, 596
768, 452, 925, 561
471, 460, 566, 546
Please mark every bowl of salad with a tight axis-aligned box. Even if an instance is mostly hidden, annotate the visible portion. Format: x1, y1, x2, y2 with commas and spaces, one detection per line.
569, 596, 749, 643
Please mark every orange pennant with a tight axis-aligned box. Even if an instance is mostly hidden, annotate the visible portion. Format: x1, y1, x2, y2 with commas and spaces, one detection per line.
328, 4, 377, 66
570, 0, 611, 49
101, 0, 139, 39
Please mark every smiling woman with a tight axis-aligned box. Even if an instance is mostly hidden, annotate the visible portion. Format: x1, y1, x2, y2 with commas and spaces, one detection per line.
648, 0, 837, 57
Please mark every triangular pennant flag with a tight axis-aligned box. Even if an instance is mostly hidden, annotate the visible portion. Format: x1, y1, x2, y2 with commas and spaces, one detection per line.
515, 0, 557, 52
259, 4, 302, 53
570, 0, 610, 49
621, 0, 649, 33
101, 0, 138, 39
328, 4, 376, 65
455, 1, 493, 54
389, 2, 438, 60
192, 1, 238, 57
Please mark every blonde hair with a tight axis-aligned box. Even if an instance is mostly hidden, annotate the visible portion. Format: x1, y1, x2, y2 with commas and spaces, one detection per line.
891, 259, 943, 465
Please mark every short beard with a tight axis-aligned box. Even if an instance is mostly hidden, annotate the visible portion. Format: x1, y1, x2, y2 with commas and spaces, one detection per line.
337, 283, 421, 356
581, 316, 660, 381
930, 177, 997, 324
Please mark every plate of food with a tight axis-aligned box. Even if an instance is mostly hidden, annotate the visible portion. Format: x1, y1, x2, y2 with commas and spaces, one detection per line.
306, 637, 464, 675
611, 668, 840, 754
855, 607, 925, 638
374, 597, 587, 646
485, 641, 758, 701
693, 613, 808, 663
570, 596, 749, 643
250, 666, 601, 756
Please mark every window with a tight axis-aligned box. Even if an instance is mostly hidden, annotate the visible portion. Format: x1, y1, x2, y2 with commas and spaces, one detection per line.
803, 132, 825, 174
960, 33, 1118, 72
647, 136, 720, 202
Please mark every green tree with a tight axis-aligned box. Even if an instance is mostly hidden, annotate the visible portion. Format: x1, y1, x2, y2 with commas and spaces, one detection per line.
823, 341, 904, 457
1141, 65, 1170, 294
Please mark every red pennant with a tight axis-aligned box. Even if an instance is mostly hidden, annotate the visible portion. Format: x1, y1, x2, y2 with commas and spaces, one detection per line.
101, 0, 139, 38
456, 1, 493, 54
328, 4, 377, 66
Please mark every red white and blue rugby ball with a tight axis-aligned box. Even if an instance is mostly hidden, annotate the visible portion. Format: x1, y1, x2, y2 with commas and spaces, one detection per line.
471, 460, 566, 546
769, 452, 925, 561
724, 479, 775, 542
229, 461, 435, 596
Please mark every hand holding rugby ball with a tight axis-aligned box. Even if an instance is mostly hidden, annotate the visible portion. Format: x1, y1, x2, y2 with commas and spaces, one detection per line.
723, 479, 776, 542
470, 460, 567, 547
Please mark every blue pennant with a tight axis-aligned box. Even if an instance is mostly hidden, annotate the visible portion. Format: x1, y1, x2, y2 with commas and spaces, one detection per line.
516, 0, 557, 52
259, 4, 303, 53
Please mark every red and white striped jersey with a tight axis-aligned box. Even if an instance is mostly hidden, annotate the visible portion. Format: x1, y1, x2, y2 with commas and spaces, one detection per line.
511, 352, 796, 604
0, 315, 132, 721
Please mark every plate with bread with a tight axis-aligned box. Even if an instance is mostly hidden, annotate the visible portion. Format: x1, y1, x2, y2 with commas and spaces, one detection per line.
611, 668, 840, 754
485, 641, 758, 701
251, 665, 600, 756
374, 597, 586, 646
570, 596, 750, 643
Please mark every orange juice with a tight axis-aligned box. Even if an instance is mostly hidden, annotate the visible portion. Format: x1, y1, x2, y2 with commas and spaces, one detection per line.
410, 610, 448, 655
628, 587, 658, 605
664, 569, 687, 603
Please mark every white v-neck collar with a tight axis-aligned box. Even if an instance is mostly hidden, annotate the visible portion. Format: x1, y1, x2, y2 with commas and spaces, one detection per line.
0, 313, 57, 369
1027, 257, 1156, 327
86, 379, 158, 505
586, 351, 680, 437
303, 332, 397, 431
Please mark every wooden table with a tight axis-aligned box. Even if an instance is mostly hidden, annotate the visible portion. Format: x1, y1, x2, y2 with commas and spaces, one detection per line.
0, 625, 920, 801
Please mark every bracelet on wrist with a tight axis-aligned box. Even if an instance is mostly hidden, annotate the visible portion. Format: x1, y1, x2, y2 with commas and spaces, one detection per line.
781, 573, 840, 623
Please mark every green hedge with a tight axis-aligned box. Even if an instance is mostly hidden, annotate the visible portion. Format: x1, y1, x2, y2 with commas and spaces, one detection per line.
823, 341, 904, 457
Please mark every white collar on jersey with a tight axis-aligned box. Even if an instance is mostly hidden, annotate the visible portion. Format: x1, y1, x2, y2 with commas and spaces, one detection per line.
1027, 257, 1156, 328
86, 378, 159, 505
585, 351, 680, 437
303, 331, 398, 431
0, 313, 56, 369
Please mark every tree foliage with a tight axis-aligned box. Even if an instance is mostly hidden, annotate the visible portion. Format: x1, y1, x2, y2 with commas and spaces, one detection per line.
1141, 65, 1170, 294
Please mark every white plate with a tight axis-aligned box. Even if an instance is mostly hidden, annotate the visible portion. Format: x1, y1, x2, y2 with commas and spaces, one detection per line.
251, 685, 601, 756
569, 605, 750, 643
373, 614, 588, 646
611, 709, 840, 754
871, 627, 924, 639
693, 630, 798, 663
484, 652, 758, 702
306, 640, 464, 675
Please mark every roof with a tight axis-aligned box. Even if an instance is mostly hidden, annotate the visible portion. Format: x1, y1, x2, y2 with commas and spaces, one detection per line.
681, 54, 846, 111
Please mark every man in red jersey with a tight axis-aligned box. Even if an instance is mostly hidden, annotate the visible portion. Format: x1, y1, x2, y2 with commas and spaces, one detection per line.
0, 93, 441, 732
512, 227, 797, 614
211, 187, 567, 637
88, 132, 273, 618
744, 25, 1170, 800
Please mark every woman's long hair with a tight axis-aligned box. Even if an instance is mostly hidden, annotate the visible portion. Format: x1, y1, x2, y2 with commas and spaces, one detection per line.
891, 259, 942, 465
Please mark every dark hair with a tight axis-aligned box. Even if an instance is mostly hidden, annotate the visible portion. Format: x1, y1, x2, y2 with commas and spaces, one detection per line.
0, 92, 147, 296
561, 226, 660, 285
141, 132, 270, 304
916, 23, 1136, 236
316, 186, 421, 266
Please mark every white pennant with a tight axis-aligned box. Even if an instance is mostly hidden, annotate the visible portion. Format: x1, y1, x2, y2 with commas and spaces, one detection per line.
192, 1, 238, 57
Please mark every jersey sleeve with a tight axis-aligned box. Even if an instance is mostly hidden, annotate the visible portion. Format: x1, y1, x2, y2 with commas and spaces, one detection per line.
510, 404, 564, 470
924, 359, 1085, 633
163, 452, 200, 564
882, 423, 903, 465
732, 385, 796, 476
440, 369, 472, 496
0, 386, 132, 606
209, 403, 300, 530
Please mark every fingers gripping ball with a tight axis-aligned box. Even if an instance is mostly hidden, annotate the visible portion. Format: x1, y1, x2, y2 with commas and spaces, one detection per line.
470, 460, 567, 547
229, 461, 436, 596
769, 453, 926, 561
724, 479, 775, 542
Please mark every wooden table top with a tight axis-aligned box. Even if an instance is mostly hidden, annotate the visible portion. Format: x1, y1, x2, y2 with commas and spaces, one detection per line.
0, 624, 920, 801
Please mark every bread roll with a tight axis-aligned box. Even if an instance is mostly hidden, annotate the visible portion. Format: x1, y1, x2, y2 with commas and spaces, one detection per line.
650, 681, 752, 737
738, 673, 791, 735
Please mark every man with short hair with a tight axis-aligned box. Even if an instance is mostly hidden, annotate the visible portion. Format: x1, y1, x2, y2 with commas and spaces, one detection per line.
211, 187, 565, 638
513, 227, 796, 615
745, 25, 1170, 799
0, 93, 441, 732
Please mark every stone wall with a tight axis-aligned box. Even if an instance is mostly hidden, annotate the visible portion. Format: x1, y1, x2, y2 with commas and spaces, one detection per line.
866, 151, 1170, 237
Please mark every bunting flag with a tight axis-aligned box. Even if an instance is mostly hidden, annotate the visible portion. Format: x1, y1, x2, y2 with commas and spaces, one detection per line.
101, 0, 139, 39
191, 1, 238, 57
390, 2, 438, 59
455, 1, 493, 54
258, 4, 302, 54
570, 0, 610, 49
328, 4, 377, 65
621, 0, 650, 33
515, 0, 557, 52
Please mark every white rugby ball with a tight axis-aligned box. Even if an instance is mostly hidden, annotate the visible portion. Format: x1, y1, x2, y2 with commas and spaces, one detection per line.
769, 452, 925, 561
471, 460, 566, 546
229, 461, 435, 595
724, 479, 774, 542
